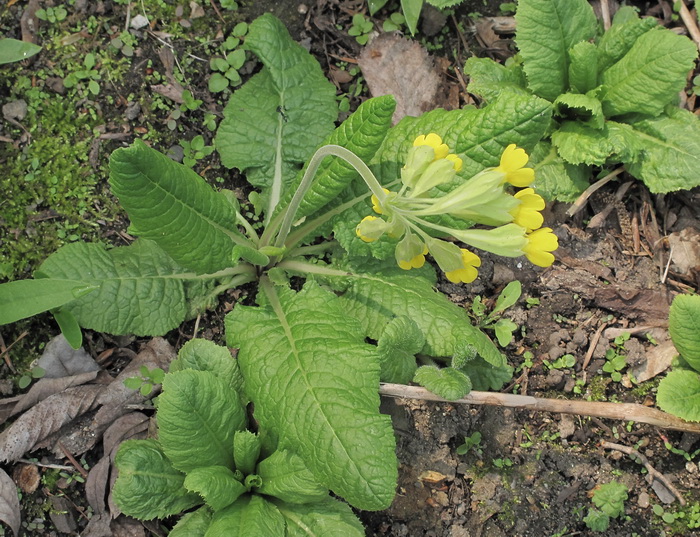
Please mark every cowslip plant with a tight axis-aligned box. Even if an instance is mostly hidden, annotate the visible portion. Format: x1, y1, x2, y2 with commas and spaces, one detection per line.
1, 12, 560, 532
113, 339, 369, 534
657, 294, 700, 422
583, 481, 628, 532
465, 0, 700, 201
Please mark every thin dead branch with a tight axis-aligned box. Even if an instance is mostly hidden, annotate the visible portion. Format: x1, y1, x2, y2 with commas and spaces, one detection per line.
566, 167, 625, 217
601, 440, 687, 506
379, 384, 700, 434
678, 0, 700, 51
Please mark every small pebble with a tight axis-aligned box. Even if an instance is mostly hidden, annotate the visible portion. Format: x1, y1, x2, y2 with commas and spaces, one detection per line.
130, 14, 150, 30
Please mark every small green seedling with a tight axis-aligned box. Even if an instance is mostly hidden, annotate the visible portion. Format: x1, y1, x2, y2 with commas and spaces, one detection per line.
180, 90, 202, 112
63, 53, 101, 96
36, 6, 68, 23
546, 353, 576, 370
209, 24, 249, 93
181, 135, 215, 167
18, 366, 46, 390
124, 365, 165, 396
348, 14, 373, 45
584, 481, 628, 532
472, 281, 522, 347
382, 12, 405, 32
492, 457, 513, 469
456, 431, 482, 456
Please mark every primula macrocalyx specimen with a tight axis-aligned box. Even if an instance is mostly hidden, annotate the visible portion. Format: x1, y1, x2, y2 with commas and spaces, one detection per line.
357, 136, 556, 281
523, 227, 558, 267
496, 144, 535, 187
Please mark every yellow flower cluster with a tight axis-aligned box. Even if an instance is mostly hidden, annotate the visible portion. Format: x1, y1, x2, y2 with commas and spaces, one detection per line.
356, 134, 558, 282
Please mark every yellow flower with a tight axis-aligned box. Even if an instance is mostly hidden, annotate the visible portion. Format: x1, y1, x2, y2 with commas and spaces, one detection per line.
398, 244, 429, 270
445, 153, 463, 172
523, 227, 558, 267
356, 216, 381, 242
396, 233, 428, 270
509, 188, 545, 231
371, 188, 391, 215
496, 144, 534, 187
413, 133, 449, 160
445, 249, 481, 284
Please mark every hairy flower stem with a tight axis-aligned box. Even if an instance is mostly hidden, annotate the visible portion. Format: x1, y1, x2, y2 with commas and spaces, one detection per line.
264, 145, 387, 249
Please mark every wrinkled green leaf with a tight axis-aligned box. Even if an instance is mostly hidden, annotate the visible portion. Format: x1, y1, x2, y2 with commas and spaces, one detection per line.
157, 370, 247, 473
255, 449, 328, 504
464, 57, 529, 102
234, 431, 261, 476
0, 38, 41, 64
462, 355, 513, 391
169, 507, 212, 537
0, 279, 97, 325
592, 481, 628, 518
551, 121, 616, 166
37, 240, 196, 336
600, 29, 698, 118
584, 509, 611, 532
171, 339, 244, 394
110, 140, 246, 273
414, 366, 472, 400
567, 41, 598, 94
657, 370, 700, 422
625, 108, 700, 193
515, 0, 598, 101
226, 283, 397, 510
206, 495, 285, 537
184, 466, 247, 511
377, 316, 424, 384
275, 497, 365, 536
596, 14, 658, 74
530, 141, 590, 202
553, 93, 604, 129
669, 294, 700, 372
113, 439, 200, 520
215, 13, 337, 216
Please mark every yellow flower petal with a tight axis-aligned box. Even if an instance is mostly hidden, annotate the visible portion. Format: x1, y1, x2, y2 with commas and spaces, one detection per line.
510, 188, 545, 231
444, 249, 481, 283
371, 188, 391, 214
495, 144, 534, 187
523, 227, 558, 267
445, 153, 463, 172
413, 133, 449, 160
356, 216, 380, 242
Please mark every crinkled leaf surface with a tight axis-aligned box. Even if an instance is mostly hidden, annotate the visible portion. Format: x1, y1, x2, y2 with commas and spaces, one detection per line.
669, 294, 700, 372
110, 140, 245, 273
515, 0, 598, 101
36, 240, 190, 336
592, 482, 628, 518
553, 93, 604, 129
205, 495, 285, 537
462, 355, 514, 391
567, 41, 598, 94
169, 507, 212, 537
377, 316, 424, 384
657, 370, 700, 422
215, 13, 337, 216
226, 283, 397, 510
157, 370, 246, 473
414, 366, 473, 400
600, 29, 697, 118
112, 439, 200, 520
171, 338, 244, 394
596, 12, 657, 73
0, 278, 97, 326
255, 449, 328, 504
463, 57, 529, 102
551, 121, 615, 166
625, 108, 700, 193
530, 142, 590, 202
275, 496, 365, 537
233, 431, 261, 476
184, 466, 247, 512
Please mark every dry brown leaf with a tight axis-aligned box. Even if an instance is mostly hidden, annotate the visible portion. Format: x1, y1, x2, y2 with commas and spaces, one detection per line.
150, 83, 185, 104
103, 412, 150, 456
81, 512, 113, 537
668, 227, 700, 276
629, 340, 678, 383
13, 464, 40, 494
7, 371, 100, 419
112, 515, 147, 537
359, 33, 442, 124
0, 467, 20, 536
37, 334, 100, 378
49, 495, 78, 534
85, 456, 111, 516
0, 385, 103, 462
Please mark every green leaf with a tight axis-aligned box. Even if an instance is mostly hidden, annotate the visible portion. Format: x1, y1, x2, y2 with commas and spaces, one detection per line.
209, 73, 229, 93
226, 283, 397, 510
123, 377, 143, 390
110, 139, 245, 273
463, 57, 529, 102
157, 370, 247, 473
413, 366, 472, 400
273, 95, 395, 224
600, 29, 698, 118
493, 319, 518, 347
113, 439, 201, 520
233, 431, 261, 476
376, 316, 424, 384
596, 14, 658, 74
657, 370, 700, 422
515, 0, 598, 101
567, 41, 598, 94
368, 0, 389, 15
184, 466, 247, 511
584, 509, 611, 532
231, 245, 270, 266
530, 141, 590, 202
0, 38, 41, 64
492, 280, 521, 315
401, 0, 423, 35
592, 481, 628, 518
52, 308, 83, 349
206, 495, 285, 537
215, 13, 337, 217
669, 294, 700, 372
0, 279, 97, 325
625, 107, 700, 193
462, 355, 513, 391
255, 449, 329, 504
169, 507, 212, 537
551, 121, 616, 166
37, 240, 192, 336
275, 497, 365, 536
171, 339, 244, 394
552, 93, 604, 129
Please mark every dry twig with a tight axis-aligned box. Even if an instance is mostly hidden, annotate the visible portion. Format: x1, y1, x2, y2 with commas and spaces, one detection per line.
379, 383, 700, 434
566, 167, 625, 217
601, 440, 687, 506
677, 0, 700, 51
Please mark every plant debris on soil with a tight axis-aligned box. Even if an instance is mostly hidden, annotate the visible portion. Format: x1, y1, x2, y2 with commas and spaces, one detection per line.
1, 0, 700, 536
